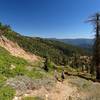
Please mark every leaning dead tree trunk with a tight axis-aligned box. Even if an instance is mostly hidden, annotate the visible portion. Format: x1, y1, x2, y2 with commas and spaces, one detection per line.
88, 13, 100, 80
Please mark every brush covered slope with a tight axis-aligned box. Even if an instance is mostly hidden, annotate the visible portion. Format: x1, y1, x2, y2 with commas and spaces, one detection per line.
0, 45, 48, 100
0, 23, 88, 65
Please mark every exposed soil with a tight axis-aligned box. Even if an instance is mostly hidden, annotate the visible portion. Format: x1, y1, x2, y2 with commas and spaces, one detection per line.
0, 36, 39, 63
13, 80, 78, 100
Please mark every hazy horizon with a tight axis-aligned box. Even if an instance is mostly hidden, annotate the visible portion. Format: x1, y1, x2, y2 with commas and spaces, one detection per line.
32, 36, 94, 39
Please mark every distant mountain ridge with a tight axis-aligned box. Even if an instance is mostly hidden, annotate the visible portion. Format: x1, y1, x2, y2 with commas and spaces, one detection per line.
49, 38, 94, 49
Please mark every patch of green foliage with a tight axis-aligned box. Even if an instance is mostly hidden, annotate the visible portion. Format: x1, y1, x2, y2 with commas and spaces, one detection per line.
12, 66, 27, 76
0, 85, 15, 100
26, 68, 46, 79
0, 46, 28, 66
22, 96, 44, 100
0, 46, 28, 77
0, 74, 7, 87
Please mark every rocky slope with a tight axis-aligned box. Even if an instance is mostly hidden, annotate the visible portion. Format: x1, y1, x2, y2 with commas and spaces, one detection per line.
11, 76, 100, 100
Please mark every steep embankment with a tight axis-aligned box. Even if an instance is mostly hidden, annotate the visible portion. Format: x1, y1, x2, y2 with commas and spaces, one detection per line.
0, 36, 39, 63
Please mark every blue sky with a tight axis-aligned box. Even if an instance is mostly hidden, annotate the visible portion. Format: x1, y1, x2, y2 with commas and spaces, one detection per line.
0, 0, 100, 38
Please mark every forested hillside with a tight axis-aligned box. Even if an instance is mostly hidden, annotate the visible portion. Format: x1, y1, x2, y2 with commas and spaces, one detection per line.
49, 38, 93, 53
0, 23, 88, 65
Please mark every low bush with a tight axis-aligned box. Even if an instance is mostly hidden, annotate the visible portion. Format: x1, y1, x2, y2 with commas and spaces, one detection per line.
22, 96, 44, 100
0, 86, 15, 100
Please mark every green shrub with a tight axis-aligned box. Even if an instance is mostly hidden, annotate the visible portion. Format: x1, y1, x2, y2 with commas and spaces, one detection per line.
0, 65, 13, 77
0, 86, 15, 100
27, 68, 45, 79
0, 74, 6, 87
13, 66, 27, 76
22, 96, 44, 100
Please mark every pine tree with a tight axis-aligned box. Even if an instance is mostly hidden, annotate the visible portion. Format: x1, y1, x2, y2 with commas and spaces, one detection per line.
0, 22, 11, 36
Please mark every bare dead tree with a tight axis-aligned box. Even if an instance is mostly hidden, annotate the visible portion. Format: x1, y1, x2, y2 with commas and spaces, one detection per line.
88, 13, 100, 80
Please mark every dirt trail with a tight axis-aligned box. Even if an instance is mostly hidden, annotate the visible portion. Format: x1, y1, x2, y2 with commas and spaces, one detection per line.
0, 36, 39, 62
13, 80, 78, 100
12, 76, 100, 100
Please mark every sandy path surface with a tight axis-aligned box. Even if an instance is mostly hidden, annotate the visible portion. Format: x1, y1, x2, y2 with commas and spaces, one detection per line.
13, 80, 78, 100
